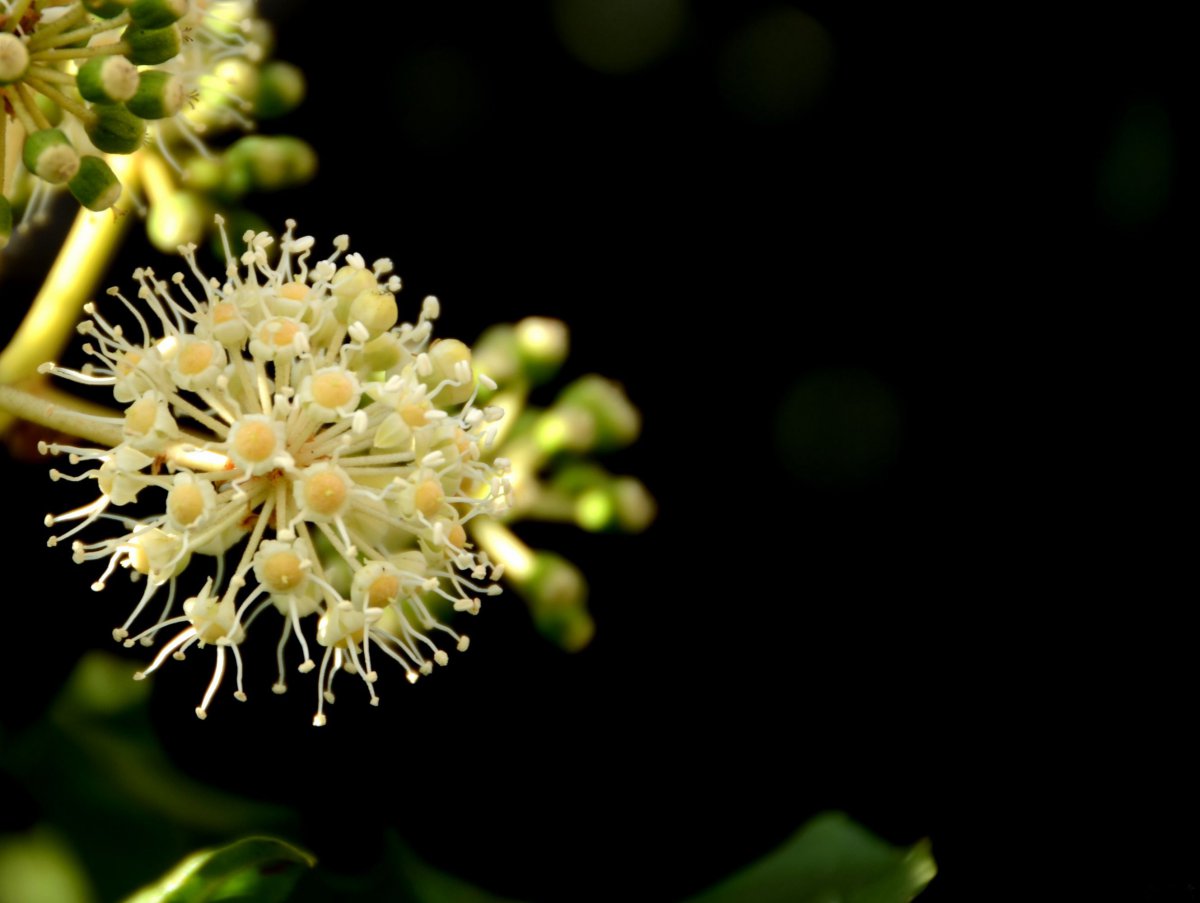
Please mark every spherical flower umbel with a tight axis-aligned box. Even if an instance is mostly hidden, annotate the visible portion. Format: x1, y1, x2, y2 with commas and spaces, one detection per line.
39, 218, 510, 724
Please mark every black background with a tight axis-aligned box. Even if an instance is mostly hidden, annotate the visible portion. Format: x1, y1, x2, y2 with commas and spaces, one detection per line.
2, 3, 1191, 900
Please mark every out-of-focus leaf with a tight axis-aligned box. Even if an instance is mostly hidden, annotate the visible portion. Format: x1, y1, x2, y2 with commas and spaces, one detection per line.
289, 832, 524, 903
0, 826, 95, 903
123, 837, 315, 903
1, 653, 291, 901
689, 812, 936, 903
391, 838, 523, 903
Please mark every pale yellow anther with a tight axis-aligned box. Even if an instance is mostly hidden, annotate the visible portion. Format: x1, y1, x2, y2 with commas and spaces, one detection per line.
414, 479, 443, 516
304, 470, 348, 517
312, 371, 355, 410
177, 340, 216, 376
367, 574, 400, 609
262, 550, 304, 592
401, 403, 428, 427
232, 420, 277, 464
259, 318, 301, 348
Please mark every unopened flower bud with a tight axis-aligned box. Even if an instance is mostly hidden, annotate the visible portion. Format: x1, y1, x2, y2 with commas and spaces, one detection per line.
123, 24, 183, 65
129, 0, 189, 29
69, 156, 122, 211
77, 55, 140, 103
87, 104, 146, 154
23, 129, 80, 184
0, 33, 29, 85
127, 70, 185, 119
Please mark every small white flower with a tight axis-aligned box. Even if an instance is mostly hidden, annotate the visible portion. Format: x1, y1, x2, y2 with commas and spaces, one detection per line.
42, 218, 510, 723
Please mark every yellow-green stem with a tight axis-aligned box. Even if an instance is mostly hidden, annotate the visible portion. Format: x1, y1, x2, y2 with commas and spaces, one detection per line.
23, 3, 87, 44
2, 0, 33, 33
469, 517, 536, 582
0, 154, 139, 432
33, 42, 131, 62
2, 86, 39, 134
0, 382, 124, 446
24, 73, 98, 127
31, 11, 131, 52
16, 82, 52, 130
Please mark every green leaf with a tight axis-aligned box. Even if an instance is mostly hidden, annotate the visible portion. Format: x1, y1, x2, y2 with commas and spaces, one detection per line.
123, 837, 315, 903
689, 812, 936, 903
1, 654, 294, 901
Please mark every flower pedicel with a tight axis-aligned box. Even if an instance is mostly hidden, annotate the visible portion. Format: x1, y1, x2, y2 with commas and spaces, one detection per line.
38, 218, 511, 724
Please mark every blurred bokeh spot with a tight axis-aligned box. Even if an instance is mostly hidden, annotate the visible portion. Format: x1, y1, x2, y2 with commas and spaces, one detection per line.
720, 7, 833, 122
0, 827, 94, 903
393, 46, 487, 149
552, 0, 687, 74
1097, 100, 1174, 229
776, 369, 901, 490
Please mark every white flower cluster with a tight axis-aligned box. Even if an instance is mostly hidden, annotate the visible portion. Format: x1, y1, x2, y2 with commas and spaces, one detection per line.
39, 219, 510, 724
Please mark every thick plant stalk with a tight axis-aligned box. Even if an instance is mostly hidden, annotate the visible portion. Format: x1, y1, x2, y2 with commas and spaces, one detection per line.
0, 382, 124, 447
0, 155, 139, 433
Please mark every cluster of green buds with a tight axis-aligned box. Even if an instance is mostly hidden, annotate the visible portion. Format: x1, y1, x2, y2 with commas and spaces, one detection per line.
0, 0, 308, 249
1, 0, 196, 227
137, 0, 311, 253
142, 133, 315, 254
468, 317, 655, 651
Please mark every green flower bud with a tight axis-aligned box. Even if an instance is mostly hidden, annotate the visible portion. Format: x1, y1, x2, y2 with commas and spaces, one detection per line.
22, 129, 80, 184
86, 104, 146, 154
0, 196, 13, 251
256, 61, 306, 118
471, 324, 522, 387
555, 375, 641, 452
122, 24, 182, 65
182, 155, 226, 193
129, 0, 188, 29
515, 316, 569, 384
612, 477, 656, 532
227, 135, 316, 191
77, 55, 140, 103
84, 0, 134, 18
0, 33, 29, 85
127, 69, 185, 119
148, 190, 211, 253
212, 154, 253, 202
68, 156, 122, 211
525, 552, 592, 652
